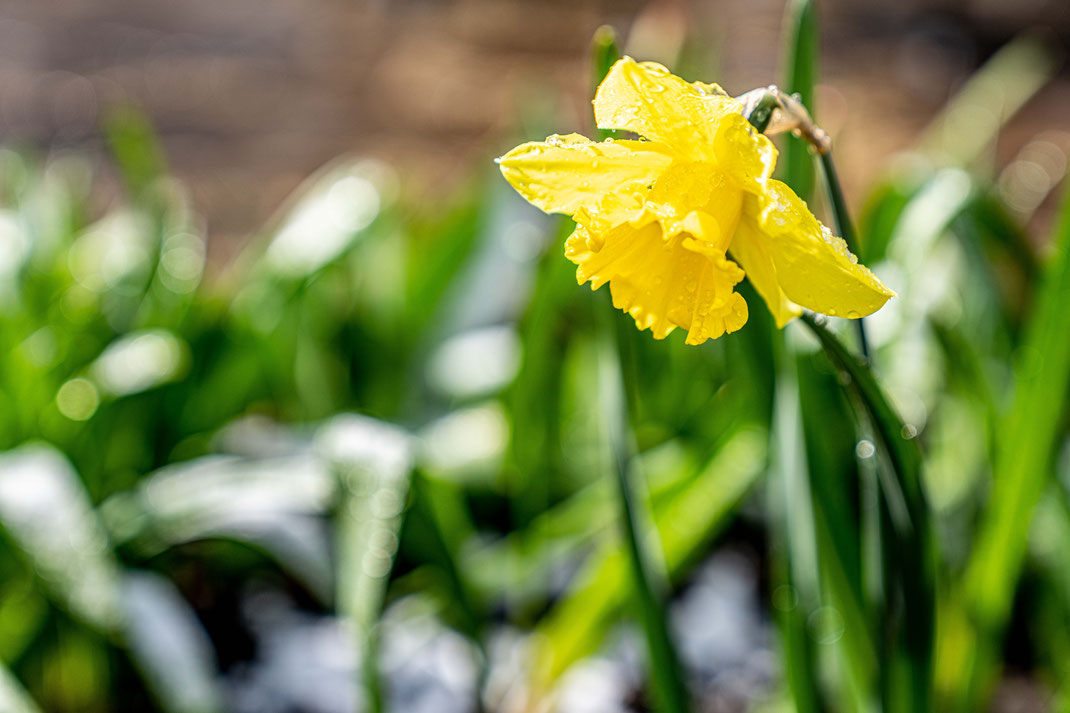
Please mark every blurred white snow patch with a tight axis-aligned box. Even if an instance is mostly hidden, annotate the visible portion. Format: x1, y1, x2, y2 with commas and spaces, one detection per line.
121, 572, 223, 713
420, 403, 508, 479
91, 329, 188, 396
428, 325, 521, 399
0, 443, 122, 631
265, 161, 387, 277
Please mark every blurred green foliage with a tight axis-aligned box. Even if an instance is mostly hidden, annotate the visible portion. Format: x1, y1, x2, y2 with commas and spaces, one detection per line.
0, 10, 1067, 713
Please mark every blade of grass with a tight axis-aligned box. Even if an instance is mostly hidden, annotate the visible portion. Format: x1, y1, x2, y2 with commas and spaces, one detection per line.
769, 347, 826, 713
503, 218, 579, 527
780, 0, 819, 202
409, 472, 485, 648
1030, 489, 1070, 710
574, 43, 691, 710
529, 425, 764, 694
104, 107, 167, 198
776, 10, 871, 706
957, 164, 1070, 710
799, 314, 935, 713
775, 9, 843, 708
795, 351, 882, 713
596, 309, 691, 713
0, 663, 43, 713
321, 415, 413, 713
119, 572, 224, 713
592, 26, 621, 141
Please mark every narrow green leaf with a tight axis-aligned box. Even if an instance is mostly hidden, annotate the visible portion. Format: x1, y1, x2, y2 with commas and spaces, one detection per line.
592, 26, 621, 141
104, 107, 167, 197
1029, 490, 1070, 709
769, 351, 826, 713
321, 415, 413, 713
0, 663, 43, 713
780, 0, 819, 201
119, 572, 224, 713
592, 25, 621, 91
959, 163, 1070, 708
410, 473, 485, 646
799, 314, 935, 713
597, 315, 691, 713
530, 428, 764, 694
0, 444, 123, 633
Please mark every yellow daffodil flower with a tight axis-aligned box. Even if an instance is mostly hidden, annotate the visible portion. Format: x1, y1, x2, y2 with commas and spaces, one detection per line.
498, 57, 895, 344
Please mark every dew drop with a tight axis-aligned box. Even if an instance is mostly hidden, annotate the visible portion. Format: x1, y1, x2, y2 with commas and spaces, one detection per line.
808, 606, 845, 645
772, 584, 798, 612
846, 310, 861, 319
855, 439, 875, 459
901, 424, 918, 440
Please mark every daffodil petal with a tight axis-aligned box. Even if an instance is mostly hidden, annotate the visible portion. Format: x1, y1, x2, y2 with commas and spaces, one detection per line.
498, 133, 672, 217
730, 215, 802, 328
744, 180, 895, 318
565, 221, 748, 344
593, 57, 740, 160
714, 113, 778, 193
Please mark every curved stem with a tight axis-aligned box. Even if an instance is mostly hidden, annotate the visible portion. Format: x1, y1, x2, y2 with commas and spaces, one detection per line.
799, 312, 934, 713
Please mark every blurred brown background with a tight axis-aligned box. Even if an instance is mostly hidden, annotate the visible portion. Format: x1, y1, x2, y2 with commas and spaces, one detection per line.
1, 0, 1067, 254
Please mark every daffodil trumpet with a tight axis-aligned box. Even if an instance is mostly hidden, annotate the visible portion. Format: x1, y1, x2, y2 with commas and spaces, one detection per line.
498, 57, 895, 345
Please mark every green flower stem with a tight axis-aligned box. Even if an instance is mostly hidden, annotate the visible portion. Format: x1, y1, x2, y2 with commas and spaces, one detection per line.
818, 151, 872, 360
800, 312, 935, 713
